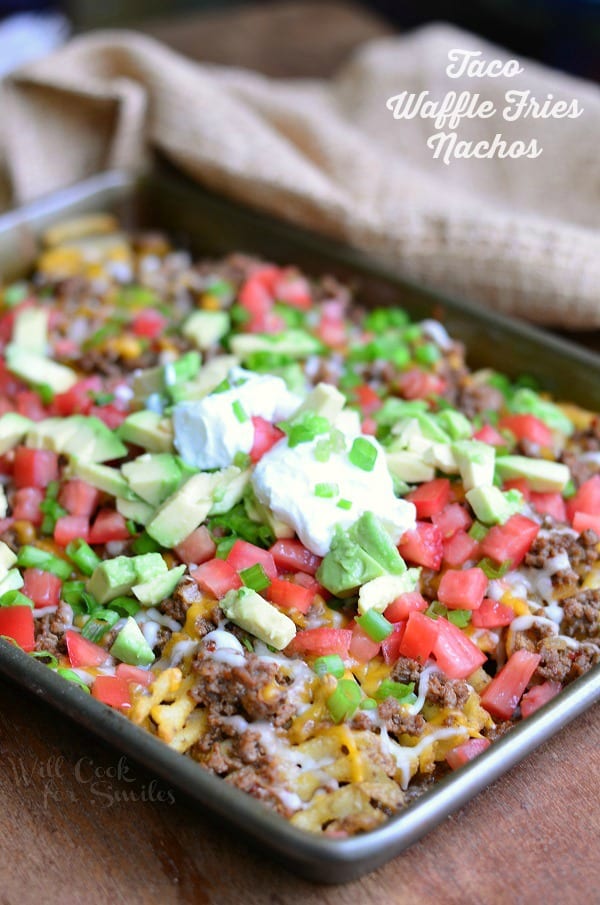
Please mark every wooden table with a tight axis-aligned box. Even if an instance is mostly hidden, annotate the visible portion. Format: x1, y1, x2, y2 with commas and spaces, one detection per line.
2, 4, 599, 903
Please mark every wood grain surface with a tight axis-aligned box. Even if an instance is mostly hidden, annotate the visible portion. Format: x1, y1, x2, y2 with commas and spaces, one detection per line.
2, 4, 598, 903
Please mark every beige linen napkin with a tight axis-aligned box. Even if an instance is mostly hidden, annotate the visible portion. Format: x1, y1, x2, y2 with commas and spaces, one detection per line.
1, 24, 599, 327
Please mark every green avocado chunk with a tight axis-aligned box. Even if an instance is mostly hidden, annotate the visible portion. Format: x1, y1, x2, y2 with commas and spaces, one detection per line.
86, 553, 166, 605
132, 564, 186, 607
109, 617, 155, 667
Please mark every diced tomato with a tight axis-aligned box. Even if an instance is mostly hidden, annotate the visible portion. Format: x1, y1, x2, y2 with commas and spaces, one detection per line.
287, 627, 352, 658
572, 512, 600, 534
131, 309, 168, 338
250, 416, 284, 463
22, 568, 62, 609
381, 622, 407, 665
471, 598, 515, 628
273, 270, 312, 310
16, 391, 47, 421
432, 503, 472, 538
438, 567, 487, 611
407, 478, 451, 519
226, 540, 277, 580
567, 475, 600, 523
270, 539, 321, 576
174, 525, 216, 566
191, 559, 242, 598
53, 377, 101, 416
0, 517, 14, 534
443, 530, 480, 568
503, 478, 531, 502
354, 384, 382, 416
0, 605, 34, 652
13, 447, 58, 489
267, 578, 313, 614
446, 737, 491, 770
239, 269, 277, 319
53, 338, 79, 358
349, 623, 381, 663
479, 514, 539, 568
88, 509, 130, 544
59, 479, 99, 518
89, 404, 127, 429
384, 591, 428, 623
361, 417, 377, 436
499, 414, 552, 447
54, 515, 90, 547
431, 617, 487, 680
398, 521, 443, 570
317, 314, 346, 348
529, 491, 567, 522
293, 571, 328, 599
12, 487, 43, 524
520, 680, 562, 718
92, 675, 131, 710
116, 663, 154, 687
398, 369, 446, 400
399, 611, 440, 662
480, 649, 541, 719
66, 629, 110, 668
473, 425, 505, 446
0, 358, 23, 395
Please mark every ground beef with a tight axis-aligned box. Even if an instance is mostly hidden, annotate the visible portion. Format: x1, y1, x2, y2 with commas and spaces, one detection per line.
34, 615, 67, 656
160, 578, 203, 624
560, 449, 600, 488
571, 418, 600, 452
225, 767, 292, 818
455, 380, 505, 419
524, 529, 599, 572
377, 698, 424, 737
153, 626, 172, 655
391, 657, 423, 684
535, 639, 600, 684
190, 652, 296, 727
511, 620, 555, 654
425, 673, 470, 709
561, 590, 600, 640
484, 720, 514, 741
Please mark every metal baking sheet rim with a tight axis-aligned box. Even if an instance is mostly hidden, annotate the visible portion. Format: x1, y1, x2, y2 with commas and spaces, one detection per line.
0, 169, 598, 884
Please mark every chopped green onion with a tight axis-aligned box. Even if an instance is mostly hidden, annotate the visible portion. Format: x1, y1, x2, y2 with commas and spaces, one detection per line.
215, 536, 239, 559
56, 668, 91, 693
338, 371, 362, 391
375, 679, 416, 704
313, 654, 345, 678
3, 281, 29, 307
364, 308, 410, 332
478, 557, 512, 579
131, 532, 163, 555
16, 546, 72, 580
81, 609, 120, 643
62, 580, 91, 613
468, 521, 488, 542
314, 482, 338, 499
562, 479, 576, 500
233, 451, 252, 469
65, 538, 101, 577
415, 342, 441, 366
348, 437, 378, 472
356, 609, 393, 642
239, 563, 271, 592
125, 520, 138, 536
90, 391, 115, 406
447, 609, 472, 628
232, 400, 248, 423
280, 412, 330, 448
109, 596, 141, 617
336, 499, 352, 510
360, 697, 378, 710
326, 679, 362, 723
36, 383, 55, 405
212, 378, 231, 394
29, 650, 59, 668
401, 324, 422, 343
0, 590, 33, 608
241, 637, 254, 653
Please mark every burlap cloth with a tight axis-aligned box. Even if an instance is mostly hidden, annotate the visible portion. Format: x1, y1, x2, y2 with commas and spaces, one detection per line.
1, 23, 599, 327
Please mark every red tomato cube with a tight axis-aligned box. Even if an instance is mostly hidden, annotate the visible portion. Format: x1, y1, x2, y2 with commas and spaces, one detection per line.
92, 675, 132, 710
381, 623, 406, 665
529, 491, 567, 523
12, 487, 43, 525
349, 623, 381, 663
432, 503, 472, 538
407, 478, 451, 519
384, 591, 428, 623
59, 480, 100, 517
66, 629, 110, 668
270, 539, 321, 576
191, 559, 242, 599
479, 514, 539, 567
22, 568, 62, 609
0, 605, 35, 651
398, 521, 443, 570
471, 598, 515, 628
480, 649, 541, 719
267, 578, 314, 614
499, 414, 552, 447
226, 540, 277, 580
287, 627, 352, 658
438, 567, 487, 610
446, 737, 491, 770
88, 510, 130, 544
13, 447, 58, 489
54, 515, 90, 547
442, 530, 480, 568
116, 663, 154, 687
174, 525, 216, 566
399, 611, 440, 662
520, 680, 561, 718
250, 416, 284, 463
431, 617, 487, 679
566, 475, 600, 523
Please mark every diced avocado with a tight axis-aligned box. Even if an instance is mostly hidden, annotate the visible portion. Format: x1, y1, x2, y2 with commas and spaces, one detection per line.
86, 557, 138, 605
132, 553, 168, 582
495, 455, 570, 492
30, 416, 127, 462
26, 417, 79, 452
389, 418, 432, 455
116, 495, 154, 526
167, 355, 240, 403
510, 388, 574, 436
466, 486, 523, 525
117, 411, 174, 453
423, 443, 460, 475
317, 527, 387, 597
350, 512, 406, 576
182, 310, 230, 350
0, 541, 17, 574
292, 382, 345, 423
230, 329, 321, 361
357, 569, 420, 615
386, 451, 435, 484
452, 440, 495, 491
109, 617, 155, 667
132, 351, 201, 402
243, 487, 295, 539
0, 569, 24, 595
76, 417, 127, 462
5, 344, 77, 393
132, 564, 186, 607
0, 412, 32, 455
209, 466, 251, 516
122, 454, 187, 508
69, 459, 132, 499
220, 587, 296, 650
392, 414, 450, 445
437, 410, 472, 440
146, 472, 221, 547
12, 307, 49, 355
